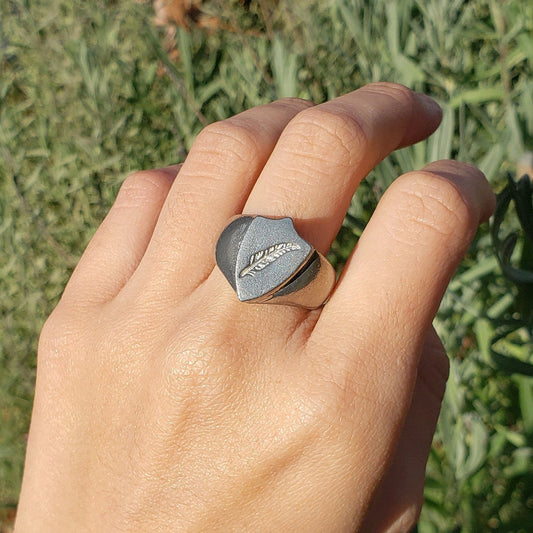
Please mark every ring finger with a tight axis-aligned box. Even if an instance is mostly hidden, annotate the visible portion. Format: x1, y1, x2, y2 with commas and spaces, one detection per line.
130, 98, 314, 301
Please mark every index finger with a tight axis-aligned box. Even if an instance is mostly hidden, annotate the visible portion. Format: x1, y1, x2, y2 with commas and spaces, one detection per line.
310, 160, 494, 409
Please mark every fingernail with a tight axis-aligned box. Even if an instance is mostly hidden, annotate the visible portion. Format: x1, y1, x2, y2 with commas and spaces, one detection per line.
415, 92, 442, 119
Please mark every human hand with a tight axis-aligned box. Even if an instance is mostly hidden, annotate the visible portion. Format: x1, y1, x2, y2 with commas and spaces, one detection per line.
15, 83, 495, 532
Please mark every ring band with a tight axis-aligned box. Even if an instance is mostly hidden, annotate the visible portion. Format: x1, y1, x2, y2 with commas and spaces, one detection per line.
215, 215, 336, 309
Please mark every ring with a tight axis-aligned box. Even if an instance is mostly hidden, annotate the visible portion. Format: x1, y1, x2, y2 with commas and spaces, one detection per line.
215, 215, 336, 309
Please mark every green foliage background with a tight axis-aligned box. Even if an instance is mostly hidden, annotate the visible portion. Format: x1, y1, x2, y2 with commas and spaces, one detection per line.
1, 0, 533, 530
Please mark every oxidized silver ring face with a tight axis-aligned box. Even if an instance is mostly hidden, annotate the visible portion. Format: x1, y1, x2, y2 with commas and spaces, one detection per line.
215, 215, 336, 309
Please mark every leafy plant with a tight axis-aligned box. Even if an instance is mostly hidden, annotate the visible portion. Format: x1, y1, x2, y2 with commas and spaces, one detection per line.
2, 0, 533, 530
490, 172, 533, 376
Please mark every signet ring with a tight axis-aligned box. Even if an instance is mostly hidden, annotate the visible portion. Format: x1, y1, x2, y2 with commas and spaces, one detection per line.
215, 215, 336, 309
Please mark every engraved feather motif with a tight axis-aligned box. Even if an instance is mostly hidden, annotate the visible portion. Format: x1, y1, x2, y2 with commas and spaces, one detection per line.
239, 242, 301, 278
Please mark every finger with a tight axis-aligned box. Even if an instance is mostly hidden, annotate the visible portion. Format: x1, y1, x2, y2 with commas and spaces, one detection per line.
62, 166, 180, 305
362, 327, 449, 532
316, 160, 495, 348
310, 160, 494, 488
243, 83, 442, 253
134, 98, 314, 299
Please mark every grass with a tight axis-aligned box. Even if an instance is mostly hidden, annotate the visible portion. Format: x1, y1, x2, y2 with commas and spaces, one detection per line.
1, 0, 532, 530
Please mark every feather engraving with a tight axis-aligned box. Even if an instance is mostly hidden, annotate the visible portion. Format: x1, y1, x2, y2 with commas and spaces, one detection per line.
239, 242, 301, 278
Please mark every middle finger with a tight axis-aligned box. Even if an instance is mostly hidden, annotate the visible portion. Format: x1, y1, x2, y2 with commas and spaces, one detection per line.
244, 82, 442, 254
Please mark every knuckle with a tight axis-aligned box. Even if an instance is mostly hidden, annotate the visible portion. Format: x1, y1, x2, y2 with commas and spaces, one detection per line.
286, 105, 368, 163
360, 81, 414, 105
391, 171, 474, 242
116, 171, 170, 209
38, 307, 84, 367
38, 313, 60, 353
193, 118, 262, 169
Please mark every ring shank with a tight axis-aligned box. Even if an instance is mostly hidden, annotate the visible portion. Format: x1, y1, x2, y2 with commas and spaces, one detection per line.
267, 250, 335, 309
215, 215, 336, 309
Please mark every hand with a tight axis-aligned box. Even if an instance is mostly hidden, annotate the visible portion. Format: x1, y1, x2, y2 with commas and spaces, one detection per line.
15, 83, 495, 532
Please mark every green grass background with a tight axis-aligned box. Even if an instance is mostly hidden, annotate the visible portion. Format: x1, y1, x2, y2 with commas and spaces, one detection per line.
1, 0, 533, 530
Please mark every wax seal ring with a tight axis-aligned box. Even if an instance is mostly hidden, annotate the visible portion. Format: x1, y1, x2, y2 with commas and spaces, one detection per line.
215, 215, 336, 309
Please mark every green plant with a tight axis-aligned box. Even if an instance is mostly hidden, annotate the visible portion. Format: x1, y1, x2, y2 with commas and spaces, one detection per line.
490, 173, 533, 375
2, 0, 533, 530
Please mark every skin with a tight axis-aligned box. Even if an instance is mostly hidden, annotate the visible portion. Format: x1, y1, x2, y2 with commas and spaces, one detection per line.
15, 83, 495, 532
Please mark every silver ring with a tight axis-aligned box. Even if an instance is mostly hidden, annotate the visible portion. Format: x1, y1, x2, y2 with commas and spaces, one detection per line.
215, 215, 336, 309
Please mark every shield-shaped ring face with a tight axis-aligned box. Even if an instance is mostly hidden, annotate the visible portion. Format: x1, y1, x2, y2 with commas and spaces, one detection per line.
215, 215, 335, 309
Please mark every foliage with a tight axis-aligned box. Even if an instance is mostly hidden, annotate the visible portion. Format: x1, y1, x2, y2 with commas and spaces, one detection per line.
1, 0, 533, 529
